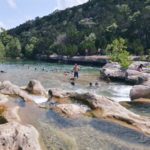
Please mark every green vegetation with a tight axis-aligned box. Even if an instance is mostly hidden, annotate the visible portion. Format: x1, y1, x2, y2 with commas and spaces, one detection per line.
0, 28, 21, 58
106, 38, 132, 68
0, 0, 150, 59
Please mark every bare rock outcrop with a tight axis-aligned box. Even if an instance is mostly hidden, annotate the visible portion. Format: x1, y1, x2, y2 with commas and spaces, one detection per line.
0, 81, 33, 102
100, 63, 126, 79
56, 104, 84, 115
26, 80, 48, 97
50, 88, 150, 135
0, 106, 41, 150
130, 76, 150, 100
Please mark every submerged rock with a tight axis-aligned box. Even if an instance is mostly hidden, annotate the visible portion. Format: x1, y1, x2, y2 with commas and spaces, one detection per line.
0, 107, 41, 150
56, 104, 84, 115
50, 88, 150, 135
0, 81, 33, 102
26, 80, 48, 97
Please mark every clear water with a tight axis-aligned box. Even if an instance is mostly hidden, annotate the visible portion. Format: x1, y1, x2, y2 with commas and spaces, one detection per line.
1, 60, 150, 150
0, 60, 132, 102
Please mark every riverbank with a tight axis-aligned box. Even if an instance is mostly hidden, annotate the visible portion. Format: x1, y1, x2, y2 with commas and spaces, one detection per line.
39, 55, 143, 65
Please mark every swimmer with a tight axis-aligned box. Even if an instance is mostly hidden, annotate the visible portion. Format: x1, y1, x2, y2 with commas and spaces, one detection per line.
56, 68, 59, 72
95, 82, 99, 87
35, 68, 37, 70
28, 66, 31, 69
89, 83, 93, 87
64, 71, 68, 76
106, 74, 111, 83
52, 69, 53, 72
71, 82, 75, 86
42, 68, 45, 71
23, 64, 26, 67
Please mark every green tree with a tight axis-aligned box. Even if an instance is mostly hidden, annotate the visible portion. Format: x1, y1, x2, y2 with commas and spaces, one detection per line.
5, 38, 21, 57
106, 38, 132, 68
25, 44, 34, 58
0, 40, 5, 57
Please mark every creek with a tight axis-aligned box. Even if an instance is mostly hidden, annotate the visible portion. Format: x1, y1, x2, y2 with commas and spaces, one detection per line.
1, 60, 150, 150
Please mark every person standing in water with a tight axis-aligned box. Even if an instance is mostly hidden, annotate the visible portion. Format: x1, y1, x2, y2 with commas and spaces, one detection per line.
73, 63, 80, 78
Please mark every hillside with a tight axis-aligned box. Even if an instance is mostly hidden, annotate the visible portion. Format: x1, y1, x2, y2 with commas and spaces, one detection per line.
7, 0, 150, 58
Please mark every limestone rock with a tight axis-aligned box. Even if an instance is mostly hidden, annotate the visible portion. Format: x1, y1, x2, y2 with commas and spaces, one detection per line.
0, 121, 41, 150
26, 80, 48, 97
49, 88, 150, 135
56, 104, 84, 115
100, 63, 125, 79
130, 85, 150, 100
0, 94, 8, 104
2, 106, 21, 122
0, 107, 41, 150
0, 81, 33, 102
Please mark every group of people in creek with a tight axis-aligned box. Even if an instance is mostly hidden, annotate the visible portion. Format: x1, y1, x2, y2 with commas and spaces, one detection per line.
15, 61, 144, 87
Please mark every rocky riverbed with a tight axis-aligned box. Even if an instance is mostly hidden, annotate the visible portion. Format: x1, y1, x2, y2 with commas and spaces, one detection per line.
0, 60, 150, 150
0, 78, 150, 149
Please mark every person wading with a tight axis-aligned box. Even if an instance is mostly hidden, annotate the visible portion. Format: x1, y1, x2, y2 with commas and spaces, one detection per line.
73, 63, 80, 78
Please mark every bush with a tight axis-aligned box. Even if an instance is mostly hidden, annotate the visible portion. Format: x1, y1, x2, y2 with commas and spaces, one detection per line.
106, 38, 132, 68
135, 46, 144, 55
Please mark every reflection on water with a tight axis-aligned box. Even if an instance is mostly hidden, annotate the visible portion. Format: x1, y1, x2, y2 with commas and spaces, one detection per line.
0, 60, 132, 102
5, 97, 150, 150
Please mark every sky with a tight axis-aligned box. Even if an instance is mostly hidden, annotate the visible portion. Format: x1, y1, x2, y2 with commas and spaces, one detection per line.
0, 0, 88, 30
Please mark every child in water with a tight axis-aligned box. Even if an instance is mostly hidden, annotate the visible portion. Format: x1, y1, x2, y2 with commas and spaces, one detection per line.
106, 74, 111, 83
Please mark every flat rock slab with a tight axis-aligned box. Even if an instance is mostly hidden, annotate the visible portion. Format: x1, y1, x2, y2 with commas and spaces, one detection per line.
50, 88, 150, 135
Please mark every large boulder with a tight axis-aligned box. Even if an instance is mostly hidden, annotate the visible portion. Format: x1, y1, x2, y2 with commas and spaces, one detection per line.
0, 94, 8, 104
56, 104, 84, 115
100, 63, 126, 79
100, 61, 150, 83
130, 85, 150, 100
49, 88, 150, 135
26, 80, 48, 97
0, 81, 33, 102
0, 107, 41, 150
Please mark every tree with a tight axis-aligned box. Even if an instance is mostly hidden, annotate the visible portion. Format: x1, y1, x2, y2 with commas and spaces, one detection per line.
5, 38, 21, 57
0, 40, 5, 57
106, 38, 132, 68
25, 44, 34, 58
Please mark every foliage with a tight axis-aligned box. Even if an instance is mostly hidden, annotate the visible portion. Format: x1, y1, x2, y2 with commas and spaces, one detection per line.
106, 38, 132, 68
0, 40, 5, 57
5, 38, 21, 57
3, 0, 150, 57
140, 55, 145, 61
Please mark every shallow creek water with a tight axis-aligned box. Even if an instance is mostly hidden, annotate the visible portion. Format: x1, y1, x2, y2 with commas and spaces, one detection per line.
1, 60, 150, 150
